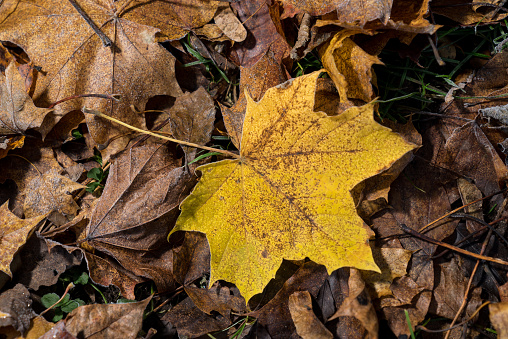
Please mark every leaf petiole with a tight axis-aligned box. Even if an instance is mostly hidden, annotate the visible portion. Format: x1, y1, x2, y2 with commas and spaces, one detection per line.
82, 107, 240, 159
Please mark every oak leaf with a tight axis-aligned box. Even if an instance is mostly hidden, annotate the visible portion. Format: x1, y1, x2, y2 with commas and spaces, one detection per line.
170, 71, 418, 301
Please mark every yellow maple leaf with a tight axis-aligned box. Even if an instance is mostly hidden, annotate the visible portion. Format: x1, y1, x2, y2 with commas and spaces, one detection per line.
170, 71, 417, 302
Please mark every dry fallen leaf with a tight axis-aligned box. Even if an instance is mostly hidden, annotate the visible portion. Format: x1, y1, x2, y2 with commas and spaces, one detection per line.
320, 30, 383, 103
279, 0, 392, 21
0, 284, 35, 335
214, 5, 247, 43
23, 169, 85, 225
0, 61, 53, 137
0, 1, 184, 157
289, 290, 333, 339
489, 302, 508, 338
62, 297, 151, 339
171, 71, 417, 302
0, 203, 46, 278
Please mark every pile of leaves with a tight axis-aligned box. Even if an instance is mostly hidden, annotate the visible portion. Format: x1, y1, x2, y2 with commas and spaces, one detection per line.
1, 0, 508, 338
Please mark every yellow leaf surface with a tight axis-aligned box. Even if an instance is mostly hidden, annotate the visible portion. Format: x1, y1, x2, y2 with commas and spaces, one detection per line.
0, 203, 46, 277
170, 71, 418, 302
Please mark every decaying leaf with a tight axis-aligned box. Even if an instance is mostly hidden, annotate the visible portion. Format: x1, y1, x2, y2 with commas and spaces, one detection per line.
12, 234, 82, 291
0, 61, 53, 137
289, 290, 333, 339
249, 261, 328, 338
0, 284, 35, 335
0, 203, 46, 278
279, 0, 392, 21
214, 5, 247, 43
490, 302, 508, 338
171, 71, 417, 302
320, 30, 383, 103
23, 169, 85, 225
0, 1, 184, 157
62, 297, 151, 339
361, 246, 412, 299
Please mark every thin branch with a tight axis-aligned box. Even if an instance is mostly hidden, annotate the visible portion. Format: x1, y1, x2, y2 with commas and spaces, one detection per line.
83, 107, 240, 159
68, 0, 112, 47
400, 224, 508, 266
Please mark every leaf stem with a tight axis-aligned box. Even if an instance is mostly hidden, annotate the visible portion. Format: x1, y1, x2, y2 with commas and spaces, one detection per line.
68, 0, 112, 47
49, 93, 120, 109
82, 107, 240, 159
40, 283, 74, 316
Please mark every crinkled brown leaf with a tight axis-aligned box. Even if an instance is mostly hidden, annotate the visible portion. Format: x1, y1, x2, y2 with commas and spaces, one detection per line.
83, 251, 146, 301
23, 169, 85, 225
214, 5, 247, 43
162, 295, 230, 338
12, 234, 82, 291
229, 0, 287, 67
0, 61, 53, 137
0, 203, 46, 278
0, 1, 183, 157
0, 284, 35, 335
289, 290, 333, 339
280, 0, 392, 19
432, 257, 482, 319
63, 296, 151, 339
490, 302, 508, 338
122, 0, 220, 41
82, 143, 196, 294
249, 261, 328, 338
184, 285, 246, 318
0, 138, 65, 197
222, 38, 290, 148
328, 269, 378, 338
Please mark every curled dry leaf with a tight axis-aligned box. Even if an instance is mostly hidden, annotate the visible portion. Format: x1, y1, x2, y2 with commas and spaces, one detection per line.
0, 203, 46, 278
249, 261, 328, 338
229, 0, 287, 67
361, 246, 412, 299
320, 30, 383, 103
171, 71, 418, 302
0, 61, 54, 137
289, 290, 333, 339
12, 234, 82, 291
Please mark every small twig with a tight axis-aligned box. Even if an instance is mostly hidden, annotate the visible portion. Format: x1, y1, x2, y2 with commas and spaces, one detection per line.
444, 224, 493, 339
49, 93, 120, 109
418, 189, 506, 233
83, 107, 240, 159
417, 301, 490, 333
450, 213, 508, 247
241, 1, 267, 25
68, 0, 112, 47
431, 216, 507, 259
410, 111, 473, 122
40, 283, 74, 316
400, 224, 508, 266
